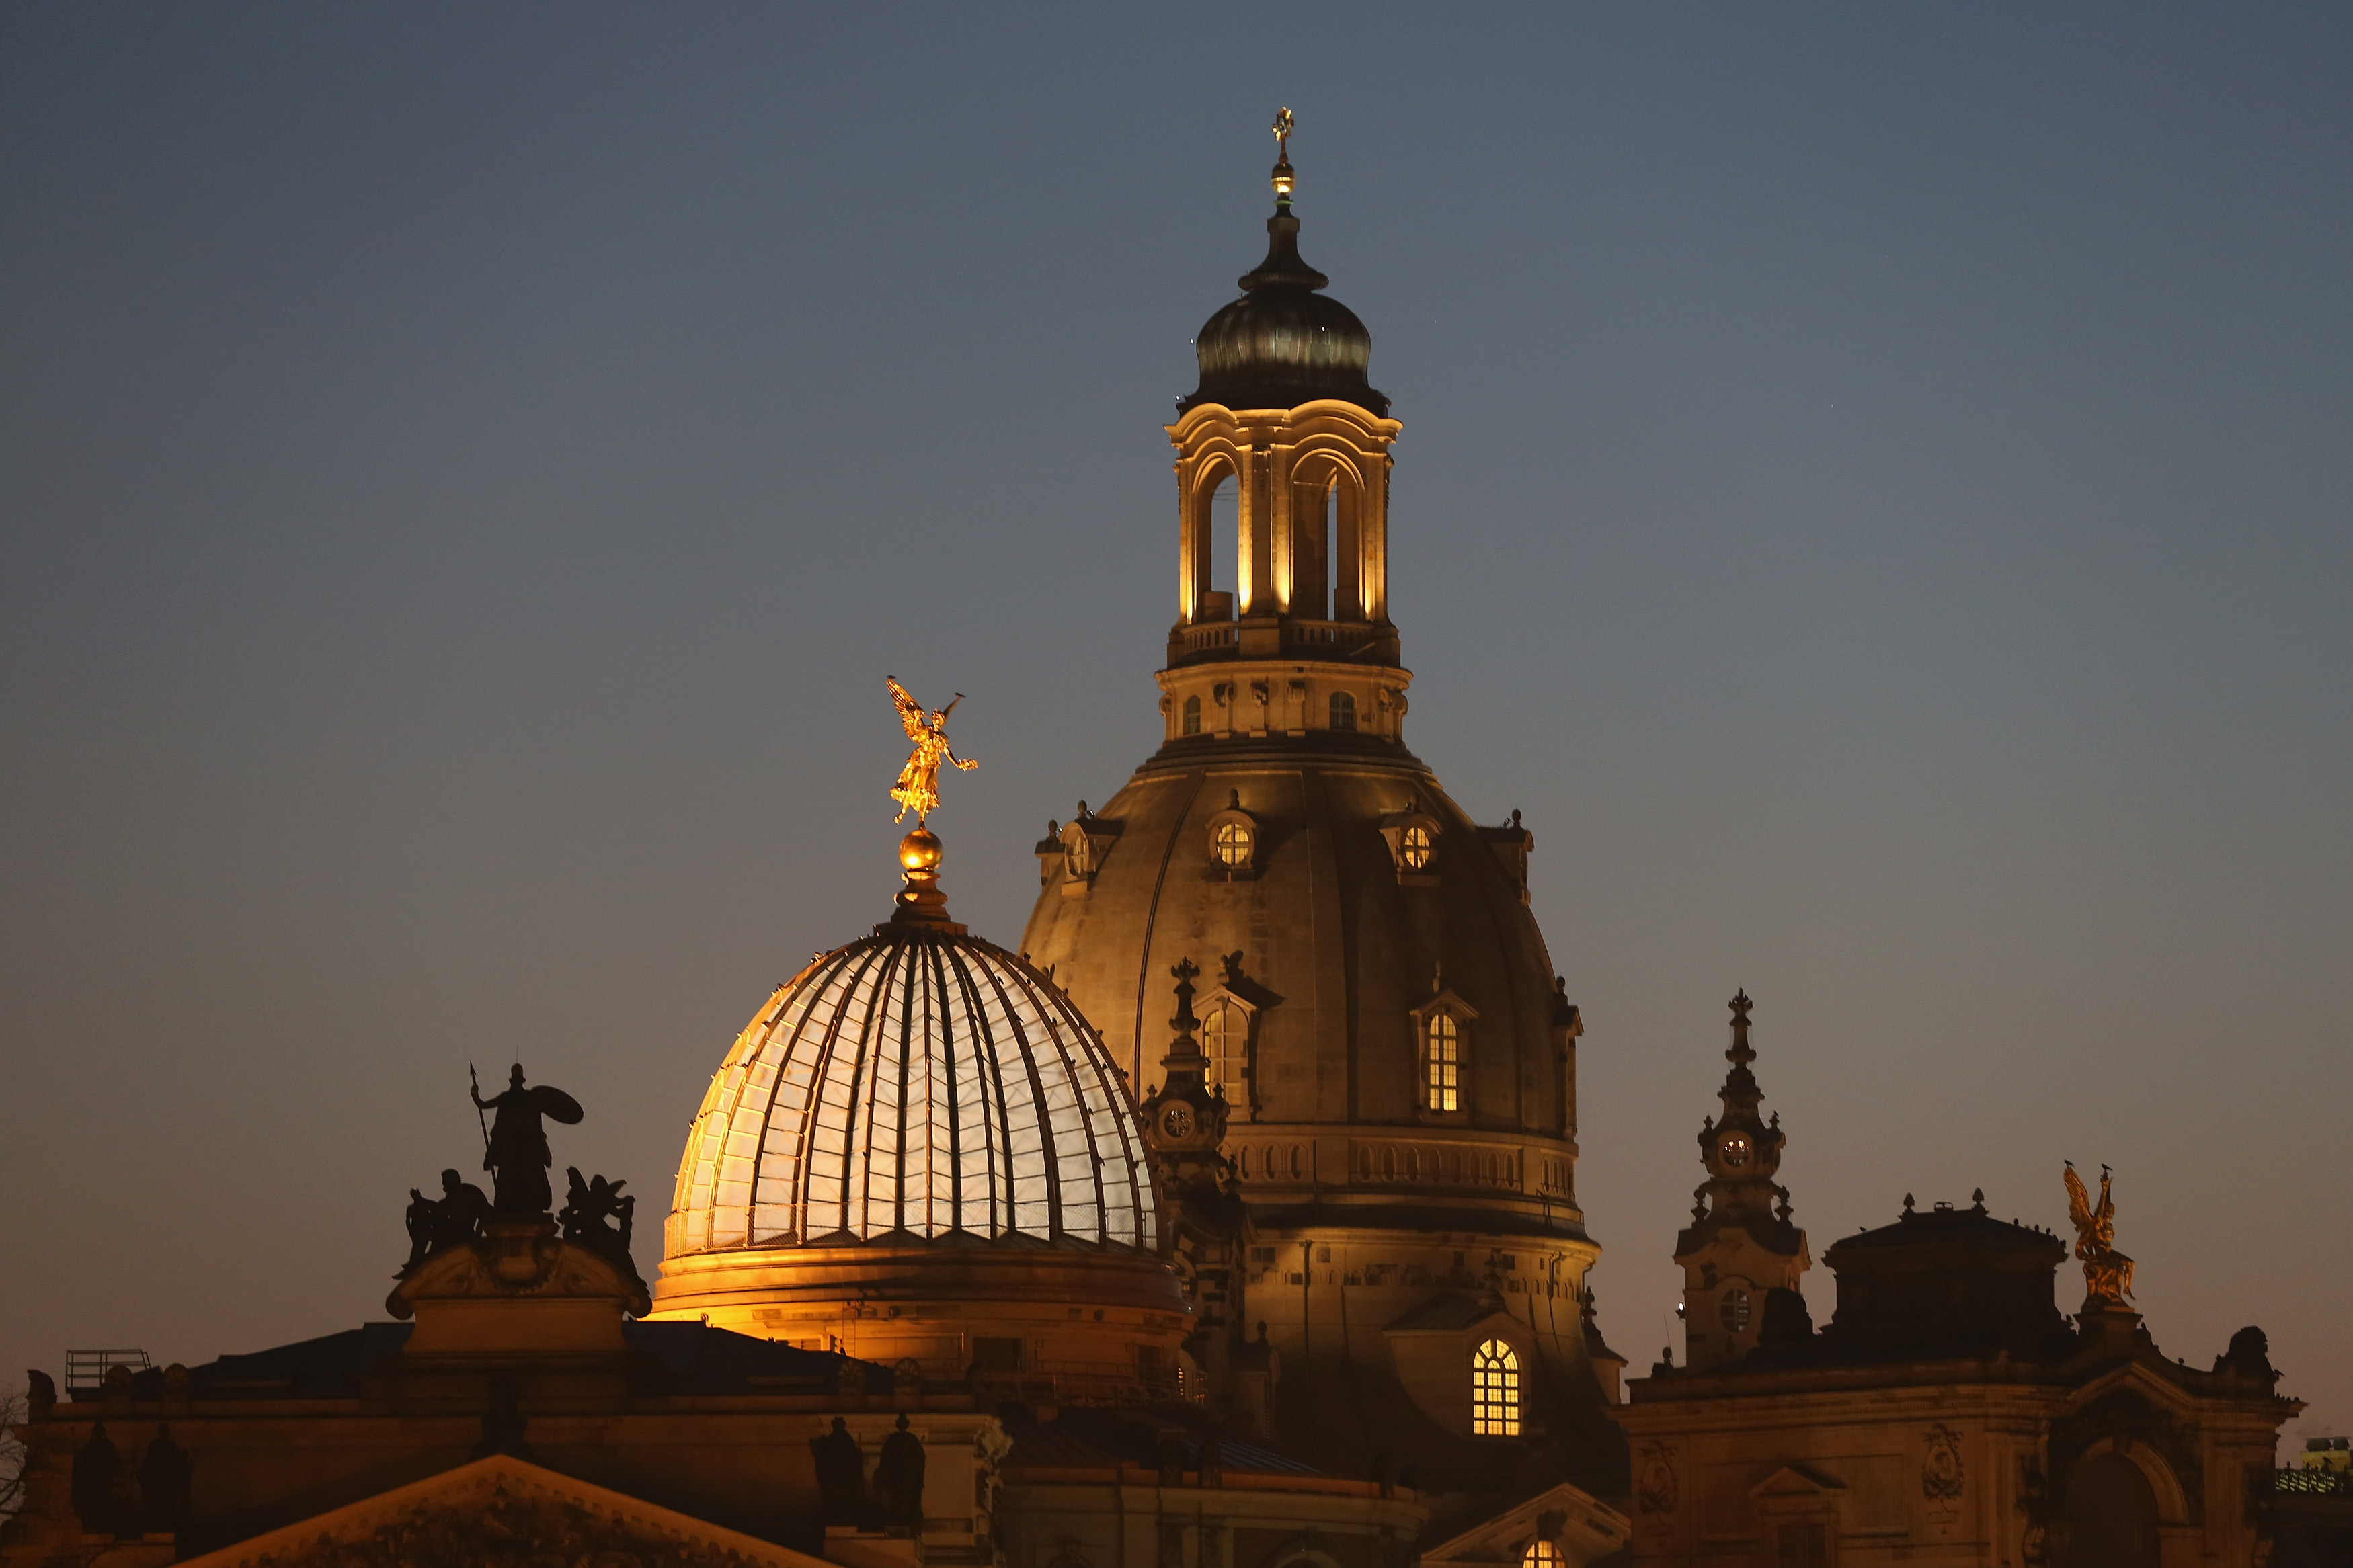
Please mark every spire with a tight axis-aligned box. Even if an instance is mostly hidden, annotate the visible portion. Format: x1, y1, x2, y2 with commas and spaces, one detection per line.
1239, 107, 1329, 294
1714, 989, 1763, 1115
1683, 990, 1795, 1230
1271, 107, 1295, 208
1169, 956, 1202, 1042
1727, 989, 1755, 1067
1671, 989, 1810, 1372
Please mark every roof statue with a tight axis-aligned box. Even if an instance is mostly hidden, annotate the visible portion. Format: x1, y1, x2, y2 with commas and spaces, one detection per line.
887, 677, 977, 824
2063, 1159, 2135, 1306
470, 1061, 584, 1214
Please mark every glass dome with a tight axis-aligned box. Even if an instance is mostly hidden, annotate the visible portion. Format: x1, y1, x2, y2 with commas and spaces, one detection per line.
666, 923, 1158, 1258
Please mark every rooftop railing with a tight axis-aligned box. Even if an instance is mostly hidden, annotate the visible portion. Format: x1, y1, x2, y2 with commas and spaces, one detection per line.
65, 1349, 150, 1394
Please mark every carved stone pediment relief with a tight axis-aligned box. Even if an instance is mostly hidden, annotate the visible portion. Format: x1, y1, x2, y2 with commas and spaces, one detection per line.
387, 1224, 651, 1321
173, 1453, 827, 1568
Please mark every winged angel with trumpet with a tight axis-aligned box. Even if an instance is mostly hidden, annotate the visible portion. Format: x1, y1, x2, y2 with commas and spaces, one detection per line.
887, 677, 978, 823
2064, 1160, 2135, 1305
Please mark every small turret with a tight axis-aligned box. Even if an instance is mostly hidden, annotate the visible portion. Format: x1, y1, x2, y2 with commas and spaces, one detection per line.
1671, 992, 1810, 1370
1140, 956, 1234, 1184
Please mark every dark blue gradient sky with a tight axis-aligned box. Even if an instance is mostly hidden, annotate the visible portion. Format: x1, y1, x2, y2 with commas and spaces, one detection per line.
3, 6, 2348, 1444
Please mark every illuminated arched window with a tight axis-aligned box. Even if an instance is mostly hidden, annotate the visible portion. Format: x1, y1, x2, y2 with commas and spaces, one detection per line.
1183, 695, 1202, 736
1472, 1339, 1520, 1436
1213, 821, 1252, 868
1329, 690, 1357, 731
1399, 823, 1433, 870
1201, 1002, 1244, 1097
1521, 1544, 1564, 1568
1424, 1013, 1461, 1112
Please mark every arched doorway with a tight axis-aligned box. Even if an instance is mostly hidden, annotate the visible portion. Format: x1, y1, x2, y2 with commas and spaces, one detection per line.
2065, 1452, 2160, 1568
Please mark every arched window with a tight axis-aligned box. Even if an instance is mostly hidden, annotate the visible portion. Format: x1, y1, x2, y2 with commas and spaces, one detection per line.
1425, 1013, 1462, 1112
1399, 823, 1433, 870
1521, 1544, 1564, 1568
1201, 1002, 1244, 1096
1213, 821, 1252, 868
1183, 695, 1202, 736
1328, 690, 1357, 731
1472, 1339, 1520, 1436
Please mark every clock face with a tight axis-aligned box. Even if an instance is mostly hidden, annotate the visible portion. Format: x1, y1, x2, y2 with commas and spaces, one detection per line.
1719, 1132, 1752, 1169
1160, 1104, 1196, 1139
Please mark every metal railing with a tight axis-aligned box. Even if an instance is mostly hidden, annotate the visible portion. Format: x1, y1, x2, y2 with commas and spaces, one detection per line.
65, 1349, 151, 1393
2277, 1467, 2353, 1495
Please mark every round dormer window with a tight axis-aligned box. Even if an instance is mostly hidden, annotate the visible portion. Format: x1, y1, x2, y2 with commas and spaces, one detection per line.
1718, 1132, 1752, 1169
1400, 824, 1434, 870
1213, 821, 1252, 867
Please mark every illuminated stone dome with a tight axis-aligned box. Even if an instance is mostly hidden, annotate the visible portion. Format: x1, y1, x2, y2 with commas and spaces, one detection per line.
653, 831, 1189, 1387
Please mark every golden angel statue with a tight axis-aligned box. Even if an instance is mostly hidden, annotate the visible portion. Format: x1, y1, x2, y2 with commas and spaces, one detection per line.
2063, 1160, 2135, 1306
886, 677, 978, 824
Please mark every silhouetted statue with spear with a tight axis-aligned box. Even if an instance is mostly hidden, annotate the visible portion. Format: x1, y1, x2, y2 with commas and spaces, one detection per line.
471, 1062, 583, 1214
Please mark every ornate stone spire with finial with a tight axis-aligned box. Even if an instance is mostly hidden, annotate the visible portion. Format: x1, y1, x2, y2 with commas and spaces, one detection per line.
1140, 958, 1230, 1175
1670, 990, 1811, 1372
1168, 956, 1203, 1057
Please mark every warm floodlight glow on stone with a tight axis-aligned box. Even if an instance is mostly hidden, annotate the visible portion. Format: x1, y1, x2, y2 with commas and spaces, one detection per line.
666, 930, 1156, 1255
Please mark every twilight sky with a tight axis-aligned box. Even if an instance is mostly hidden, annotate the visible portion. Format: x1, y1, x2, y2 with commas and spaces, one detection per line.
3, 6, 2348, 1446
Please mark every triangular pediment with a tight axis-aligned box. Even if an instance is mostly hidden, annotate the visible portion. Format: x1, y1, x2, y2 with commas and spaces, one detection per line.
174, 1452, 830, 1568
1749, 1463, 1847, 1499
2060, 1356, 2200, 1418
1421, 1479, 1632, 1567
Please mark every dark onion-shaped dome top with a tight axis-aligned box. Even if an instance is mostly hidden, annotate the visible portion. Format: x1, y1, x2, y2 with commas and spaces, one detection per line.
666, 905, 1159, 1260
1182, 202, 1387, 417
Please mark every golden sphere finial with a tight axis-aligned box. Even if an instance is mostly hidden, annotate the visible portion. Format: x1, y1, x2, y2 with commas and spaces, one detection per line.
899, 829, 943, 872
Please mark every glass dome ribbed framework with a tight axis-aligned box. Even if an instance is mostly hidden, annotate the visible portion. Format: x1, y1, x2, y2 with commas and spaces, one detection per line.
667, 926, 1158, 1257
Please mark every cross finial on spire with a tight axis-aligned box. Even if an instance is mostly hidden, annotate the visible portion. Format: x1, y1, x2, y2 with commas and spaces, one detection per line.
1270, 108, 1296, 206
1272, 106, 1294, 157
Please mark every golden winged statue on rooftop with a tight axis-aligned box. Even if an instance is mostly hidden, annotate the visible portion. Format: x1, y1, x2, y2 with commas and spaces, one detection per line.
2064, 1160, 2135, 1306
886, 677, 978, 824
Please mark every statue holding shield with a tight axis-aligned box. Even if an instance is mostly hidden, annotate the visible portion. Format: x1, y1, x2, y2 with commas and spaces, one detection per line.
471, 1063, 584, 1214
